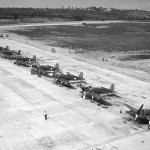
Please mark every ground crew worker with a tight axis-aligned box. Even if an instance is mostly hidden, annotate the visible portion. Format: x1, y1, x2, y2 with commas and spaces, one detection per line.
44, 111, 48, 120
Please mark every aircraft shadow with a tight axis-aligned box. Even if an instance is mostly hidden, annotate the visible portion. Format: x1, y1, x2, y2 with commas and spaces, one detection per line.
95, 99, 112, 106
62, 84, 76, 89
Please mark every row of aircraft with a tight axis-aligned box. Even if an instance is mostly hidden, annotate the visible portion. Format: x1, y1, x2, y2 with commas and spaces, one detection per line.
0, 46, 150, 124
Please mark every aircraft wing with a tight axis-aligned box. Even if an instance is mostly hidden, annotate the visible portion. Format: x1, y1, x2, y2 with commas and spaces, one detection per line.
100, 93, 114, 96
89, 91, 112, 105
69, 80, 84, 84
124, 103, 137, 113
143, 109, 150, 114
59, 78, 69, 84
59, 78, 79, 84
90, 91, 104, 99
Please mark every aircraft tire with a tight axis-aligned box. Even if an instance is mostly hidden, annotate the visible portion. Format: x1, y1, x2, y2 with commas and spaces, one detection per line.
91, 99, 95, 103
60, 84, 63, 87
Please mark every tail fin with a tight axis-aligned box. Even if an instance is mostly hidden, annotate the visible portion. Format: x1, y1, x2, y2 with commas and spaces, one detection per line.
55, 63, 59, 70
6, 45, 9, 50
18, 50, 21, 55
32, 55, 36, 61
79, 72, 83, 79
110, 83, 114, 91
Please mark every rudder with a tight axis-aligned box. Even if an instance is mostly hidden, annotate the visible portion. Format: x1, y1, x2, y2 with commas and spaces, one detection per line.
110, 83, 114, 91
32, 55, 36, 61
79, 72, 83, 79
18, 50, 21, 55
55, 63, 59, 70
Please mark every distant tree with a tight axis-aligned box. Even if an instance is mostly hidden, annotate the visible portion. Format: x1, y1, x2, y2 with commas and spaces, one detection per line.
13, 14, 18, 20
73, 15, 84, 21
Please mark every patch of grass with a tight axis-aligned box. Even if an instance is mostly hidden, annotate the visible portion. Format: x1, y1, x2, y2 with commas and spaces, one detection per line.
120, 54, 150, 61
0, 19, 18, 25
9, 23, 150, 52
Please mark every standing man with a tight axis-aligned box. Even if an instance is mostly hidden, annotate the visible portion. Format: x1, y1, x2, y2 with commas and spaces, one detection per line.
44, 111, 48, 120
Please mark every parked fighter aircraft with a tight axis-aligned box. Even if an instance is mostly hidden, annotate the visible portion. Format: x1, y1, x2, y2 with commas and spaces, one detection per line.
124, 103, 150, 124
14, 55, 36, 67
53, 72, 85, 86
79, 83, 115, 103
31, 63, 62, 76
1, 49, 21, 59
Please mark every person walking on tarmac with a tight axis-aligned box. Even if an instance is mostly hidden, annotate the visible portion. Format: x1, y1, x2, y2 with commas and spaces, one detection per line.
44, 111, 48, 120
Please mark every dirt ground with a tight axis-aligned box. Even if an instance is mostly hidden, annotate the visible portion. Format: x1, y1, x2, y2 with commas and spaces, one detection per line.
0, 21, 150, 150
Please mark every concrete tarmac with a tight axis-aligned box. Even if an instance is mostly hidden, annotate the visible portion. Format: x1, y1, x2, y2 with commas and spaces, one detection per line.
0, 38, 150, 149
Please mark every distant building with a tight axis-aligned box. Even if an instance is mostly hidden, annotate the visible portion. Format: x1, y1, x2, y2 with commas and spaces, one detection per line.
104, 8, 112, 12
86, 7, 97, 11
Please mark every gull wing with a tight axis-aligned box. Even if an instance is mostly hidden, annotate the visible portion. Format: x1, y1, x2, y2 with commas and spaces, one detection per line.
124, 103, 137, 113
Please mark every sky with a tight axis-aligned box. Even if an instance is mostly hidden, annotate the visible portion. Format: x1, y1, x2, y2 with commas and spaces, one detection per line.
0, 0, 150, 10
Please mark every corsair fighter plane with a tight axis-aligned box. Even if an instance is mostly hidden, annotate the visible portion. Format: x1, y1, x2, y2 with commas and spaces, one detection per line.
31, 63, 62, 76
14, 55, 36, 67
1, 49, 21, 59
54, 72, 85, 86
80, 83, 115, 103
124, 103, 150, 124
